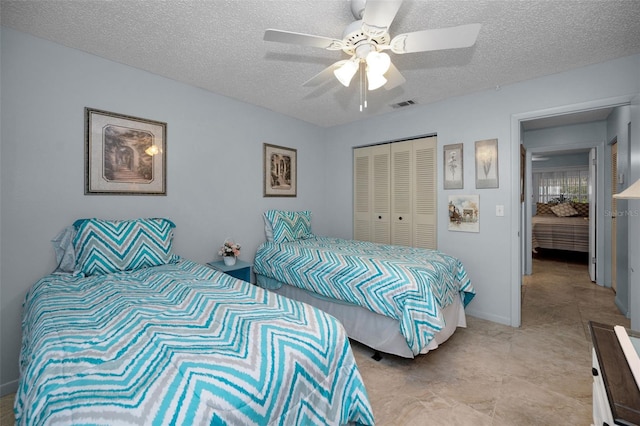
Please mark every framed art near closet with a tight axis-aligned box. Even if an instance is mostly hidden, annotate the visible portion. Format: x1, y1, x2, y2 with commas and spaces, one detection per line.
443, 143, 463, 189
448, 194, 479, 233
475, 138, 499, 189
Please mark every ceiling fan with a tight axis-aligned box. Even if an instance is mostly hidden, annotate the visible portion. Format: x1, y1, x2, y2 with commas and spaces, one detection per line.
264, 0, 481, 106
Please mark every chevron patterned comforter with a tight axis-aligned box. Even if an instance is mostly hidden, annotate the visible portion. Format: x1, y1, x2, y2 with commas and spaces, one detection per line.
16, 259, 374, 425
254, 237, 474, 355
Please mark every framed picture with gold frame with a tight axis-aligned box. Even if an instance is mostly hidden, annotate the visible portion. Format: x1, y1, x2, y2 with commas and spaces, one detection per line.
263, 143, 297, 197
85, 108, 166, 195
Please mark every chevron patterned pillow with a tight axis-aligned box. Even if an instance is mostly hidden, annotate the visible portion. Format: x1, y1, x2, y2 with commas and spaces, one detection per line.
73, 218, 177, 276
265, 210, 312, 243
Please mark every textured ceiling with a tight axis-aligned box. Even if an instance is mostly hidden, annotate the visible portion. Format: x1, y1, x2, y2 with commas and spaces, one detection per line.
2, 0, 640, 128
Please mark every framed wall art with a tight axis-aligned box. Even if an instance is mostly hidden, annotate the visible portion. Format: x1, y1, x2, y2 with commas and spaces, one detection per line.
448, 194, 479, 233
263, 143, 297, 197
85, 108, 166, 195
475, 138, 499, 189
443, 143, 463, 189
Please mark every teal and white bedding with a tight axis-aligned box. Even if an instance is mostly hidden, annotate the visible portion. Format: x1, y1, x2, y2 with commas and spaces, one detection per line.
16, 259, 374, 425
253, 237, 475, 356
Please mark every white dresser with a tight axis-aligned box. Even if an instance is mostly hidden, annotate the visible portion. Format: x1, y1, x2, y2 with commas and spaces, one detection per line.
590, 321, 640, 426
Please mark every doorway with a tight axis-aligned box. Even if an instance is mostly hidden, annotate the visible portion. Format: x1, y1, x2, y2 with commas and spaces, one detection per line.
510, 97, 634, 328
611, 139, 618, 293
525, 146, 596, 297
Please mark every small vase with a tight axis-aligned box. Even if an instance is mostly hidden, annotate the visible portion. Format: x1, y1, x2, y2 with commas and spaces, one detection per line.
223, 256, 236, 266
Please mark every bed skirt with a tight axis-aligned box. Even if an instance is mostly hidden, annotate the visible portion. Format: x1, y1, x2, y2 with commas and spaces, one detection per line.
256, 274, 466, 359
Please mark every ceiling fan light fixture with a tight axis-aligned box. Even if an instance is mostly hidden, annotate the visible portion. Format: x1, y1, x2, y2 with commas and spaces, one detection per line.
334, 59, 359, 87
366, 71, 387, 91
365, 51, 391, 75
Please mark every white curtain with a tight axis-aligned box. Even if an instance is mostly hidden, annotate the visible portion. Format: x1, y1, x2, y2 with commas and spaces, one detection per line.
533, 168, 589, 203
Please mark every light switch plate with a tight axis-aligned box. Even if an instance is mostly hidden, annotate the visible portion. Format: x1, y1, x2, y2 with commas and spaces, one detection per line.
496, 205, 504, 216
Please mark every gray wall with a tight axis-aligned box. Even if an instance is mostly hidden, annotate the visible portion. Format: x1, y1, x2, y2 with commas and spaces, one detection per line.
0, 28, 329, 394
2, 26, 640, 394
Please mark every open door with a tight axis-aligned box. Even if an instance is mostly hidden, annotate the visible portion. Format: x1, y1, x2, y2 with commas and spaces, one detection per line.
589, 147, 596, 282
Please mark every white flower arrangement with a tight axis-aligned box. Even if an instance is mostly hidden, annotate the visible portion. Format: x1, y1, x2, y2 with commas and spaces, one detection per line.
218, 239, 241, 257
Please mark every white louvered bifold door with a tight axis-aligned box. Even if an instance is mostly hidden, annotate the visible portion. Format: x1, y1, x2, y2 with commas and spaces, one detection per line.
353, 148, 371, 242
391, 141, 413, 246
353, 144, 390, 243
354, 138, 435, 248
413, 136, 437, 249
371, 144, 391, 244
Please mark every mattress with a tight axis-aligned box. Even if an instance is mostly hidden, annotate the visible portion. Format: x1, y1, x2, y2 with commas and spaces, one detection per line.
253, 236, 474, 356
532, 215, 589, 253
257, 274, 466, 359
15, 259, 374, 425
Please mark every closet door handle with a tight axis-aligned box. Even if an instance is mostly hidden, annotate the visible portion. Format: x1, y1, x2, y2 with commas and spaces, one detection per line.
378, 216, 382, 219
592, 367, 599, 376
398, 217, 403, 220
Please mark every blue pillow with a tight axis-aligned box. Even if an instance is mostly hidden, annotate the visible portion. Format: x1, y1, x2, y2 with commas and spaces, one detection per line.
73, 218, 177, 276
264, 210, 312, 243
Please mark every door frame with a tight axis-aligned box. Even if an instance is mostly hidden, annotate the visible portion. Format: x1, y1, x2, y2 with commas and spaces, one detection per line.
510, 95, 634, 327
522, 145, 601, 279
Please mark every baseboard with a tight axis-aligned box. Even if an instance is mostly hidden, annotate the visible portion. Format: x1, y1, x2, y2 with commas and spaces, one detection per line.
465, 309, 512, 327
614, 297, 629, 318
0, 379, 18, 397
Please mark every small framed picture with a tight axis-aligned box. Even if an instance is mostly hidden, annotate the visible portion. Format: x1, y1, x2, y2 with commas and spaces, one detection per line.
443, 143, 463, 189
448, 194, 479, 233
475, 138, 499, 189
263, 143, 297, 197
85, 108, 166, 195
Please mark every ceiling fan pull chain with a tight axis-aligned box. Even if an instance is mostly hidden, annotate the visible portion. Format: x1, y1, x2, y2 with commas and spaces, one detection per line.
359, 61, 364, 111
360, 61, 368, 111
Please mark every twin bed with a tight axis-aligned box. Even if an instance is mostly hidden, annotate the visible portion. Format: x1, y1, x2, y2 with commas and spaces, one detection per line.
16, 212, 475, 424
531, 202, 590, 253
254, 210, 475, 359
15, 218, 373, 425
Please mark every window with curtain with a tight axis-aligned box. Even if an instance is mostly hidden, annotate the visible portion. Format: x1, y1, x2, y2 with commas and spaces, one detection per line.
534, 168, 589, 203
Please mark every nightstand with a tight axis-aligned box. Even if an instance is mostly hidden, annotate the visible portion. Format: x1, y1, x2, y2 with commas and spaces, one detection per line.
207, 259, 253, 283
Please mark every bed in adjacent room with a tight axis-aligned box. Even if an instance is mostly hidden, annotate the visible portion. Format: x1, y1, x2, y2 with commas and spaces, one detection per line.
254, 210, 475, 359
531, 202, 590, 253
15, 218, 374, 425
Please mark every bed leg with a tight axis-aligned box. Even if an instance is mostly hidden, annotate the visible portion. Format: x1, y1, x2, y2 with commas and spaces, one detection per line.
371, 351, 382, 361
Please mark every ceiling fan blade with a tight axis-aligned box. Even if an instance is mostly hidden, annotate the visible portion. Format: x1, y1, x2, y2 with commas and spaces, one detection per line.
264, 29, 344, 50
361, 0, 403, 38
383, 63, 406, 90
390, 23, 481, 54
302, 61, 347, 87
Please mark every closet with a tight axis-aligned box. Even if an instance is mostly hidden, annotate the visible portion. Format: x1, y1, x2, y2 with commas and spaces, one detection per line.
353, 136, 437, 249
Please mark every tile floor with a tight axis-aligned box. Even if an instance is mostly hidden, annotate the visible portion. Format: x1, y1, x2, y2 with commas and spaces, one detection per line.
349, 250, 629, 425
0, 250, 630, 425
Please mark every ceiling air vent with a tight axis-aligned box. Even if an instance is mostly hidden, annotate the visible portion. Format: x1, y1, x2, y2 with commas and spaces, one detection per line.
390, 99, 417, 109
